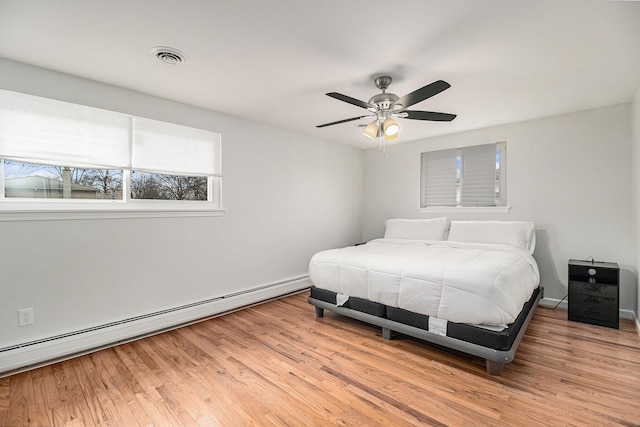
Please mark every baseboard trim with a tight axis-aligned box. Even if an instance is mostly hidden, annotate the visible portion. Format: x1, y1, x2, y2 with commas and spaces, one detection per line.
620, 308, 637, 321
539, 297, 568, 310
539, 297, 637, 322
0, 276, 311, 378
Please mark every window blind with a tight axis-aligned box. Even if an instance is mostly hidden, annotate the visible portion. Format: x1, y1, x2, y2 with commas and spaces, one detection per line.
132, 117, 221, 177
460, 143, 496, 206
0, 90, 132, 169
0, 90, 222, 177
421, 148, 457, 207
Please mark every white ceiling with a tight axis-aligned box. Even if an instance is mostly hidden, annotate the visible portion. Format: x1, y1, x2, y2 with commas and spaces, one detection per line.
1, 0, 639, 148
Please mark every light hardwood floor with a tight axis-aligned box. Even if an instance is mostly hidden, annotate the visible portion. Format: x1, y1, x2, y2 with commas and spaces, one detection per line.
1, 291, 639, 426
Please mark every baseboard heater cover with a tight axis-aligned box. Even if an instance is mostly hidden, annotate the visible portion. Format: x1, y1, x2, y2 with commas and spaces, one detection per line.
0, 276, 311, 378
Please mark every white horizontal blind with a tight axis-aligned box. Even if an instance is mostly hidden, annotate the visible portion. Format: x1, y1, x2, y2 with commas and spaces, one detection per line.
0, 90, 132, 169
132, 117, 221, 177
421, 148, 457, 207
460, 143, 496, 207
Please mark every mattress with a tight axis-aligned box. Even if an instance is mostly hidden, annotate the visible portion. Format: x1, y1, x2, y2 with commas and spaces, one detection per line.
308, 238, 540, 327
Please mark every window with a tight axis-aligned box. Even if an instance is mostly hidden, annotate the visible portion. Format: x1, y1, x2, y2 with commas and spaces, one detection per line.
0, 90, 222, 218
420, 142, 506, 208
3, 161, 123, 200
130, 171, 206, 201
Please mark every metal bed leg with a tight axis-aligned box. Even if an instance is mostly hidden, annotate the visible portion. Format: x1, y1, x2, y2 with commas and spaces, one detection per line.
382, 327, 393, 340
486, 360, 505, 376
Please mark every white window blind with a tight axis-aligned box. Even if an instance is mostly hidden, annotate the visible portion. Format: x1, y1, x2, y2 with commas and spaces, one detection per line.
421, 148, 457, 207
0, 90, 132, 169
0, 90, 221, 177
421, 142, 505, 208
460, 143, 496, 207
132, 117, 221, 177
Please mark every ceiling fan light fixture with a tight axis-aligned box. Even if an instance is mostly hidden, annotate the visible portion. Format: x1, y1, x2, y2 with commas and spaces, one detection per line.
383, 117, 399, 136
362, 121, 380, 140
317, 75, 455, 148
384, 131, 398, 141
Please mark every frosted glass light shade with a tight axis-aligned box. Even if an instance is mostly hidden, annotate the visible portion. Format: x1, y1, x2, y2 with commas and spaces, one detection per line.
362, 121, 380, 140
383, 118, 399, 136
384, 132, 398, 141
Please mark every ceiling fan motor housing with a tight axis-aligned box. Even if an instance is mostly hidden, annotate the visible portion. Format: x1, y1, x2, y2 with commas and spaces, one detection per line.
369, 92, 399, 111
369, 75, 398, 111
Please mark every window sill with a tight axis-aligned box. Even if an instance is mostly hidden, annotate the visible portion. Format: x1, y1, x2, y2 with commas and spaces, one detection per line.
419, 206, 511, 214
0, 201, 226, 221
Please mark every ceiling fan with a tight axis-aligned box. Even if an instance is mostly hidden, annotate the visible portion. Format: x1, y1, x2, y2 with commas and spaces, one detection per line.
317, 76, 456, 142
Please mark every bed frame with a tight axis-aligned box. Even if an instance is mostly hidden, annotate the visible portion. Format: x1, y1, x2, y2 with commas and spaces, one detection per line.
307, 286, 542, 376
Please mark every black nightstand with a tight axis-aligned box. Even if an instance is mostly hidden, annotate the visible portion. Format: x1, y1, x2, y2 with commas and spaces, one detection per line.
568, 259, 619, 329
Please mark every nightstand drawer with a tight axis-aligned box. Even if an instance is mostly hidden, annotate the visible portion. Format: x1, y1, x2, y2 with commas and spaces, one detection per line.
568, 294, 618, 323
568, 263, 618, 285
568, 281, 617, 298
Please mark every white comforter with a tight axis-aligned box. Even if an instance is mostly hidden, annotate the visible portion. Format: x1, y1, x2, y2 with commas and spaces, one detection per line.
309, 239, 540, 327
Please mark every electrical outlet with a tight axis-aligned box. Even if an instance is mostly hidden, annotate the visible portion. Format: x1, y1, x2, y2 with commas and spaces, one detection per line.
18, 308, 34, 326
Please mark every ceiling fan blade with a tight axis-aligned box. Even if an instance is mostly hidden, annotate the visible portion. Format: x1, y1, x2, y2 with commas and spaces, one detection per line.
401, 110, 457, 122
394, 80, 451, 109
326, 92, 375, 110
316, 115, 372, 128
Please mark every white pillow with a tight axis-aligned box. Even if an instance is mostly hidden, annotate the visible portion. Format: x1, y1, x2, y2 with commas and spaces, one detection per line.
447, 221, 536, 253
384, 217, 448, 241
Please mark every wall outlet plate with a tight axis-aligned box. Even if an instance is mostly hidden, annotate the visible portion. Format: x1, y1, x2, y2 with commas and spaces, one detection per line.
18, 308, 34, 326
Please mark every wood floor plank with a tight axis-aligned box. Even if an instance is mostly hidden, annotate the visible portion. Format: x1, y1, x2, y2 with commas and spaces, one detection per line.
56, 357, 96, 426
6, 371, 30, 427
194, 320, 353, 426
74, 352, 128, 426
0, 376, 9, 426
133, 337, 218, 425
3, 291, 640, 426
198, 327, 396, 426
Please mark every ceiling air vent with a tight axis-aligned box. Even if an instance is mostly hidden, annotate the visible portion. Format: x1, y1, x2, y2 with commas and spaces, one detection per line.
150, 46, 188, 65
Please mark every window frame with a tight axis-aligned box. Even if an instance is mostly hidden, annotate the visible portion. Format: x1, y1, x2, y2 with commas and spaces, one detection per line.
419, 142, 510, 213
0, 162, 224, 221
0, 90, 224, 221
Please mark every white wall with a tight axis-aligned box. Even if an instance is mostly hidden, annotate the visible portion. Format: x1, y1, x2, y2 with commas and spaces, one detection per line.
632, 83, 640, 327
363, 105, 635, 313
0, 59, 363, 351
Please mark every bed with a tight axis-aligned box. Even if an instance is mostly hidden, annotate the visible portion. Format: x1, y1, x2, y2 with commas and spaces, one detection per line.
307, 218, 542, 375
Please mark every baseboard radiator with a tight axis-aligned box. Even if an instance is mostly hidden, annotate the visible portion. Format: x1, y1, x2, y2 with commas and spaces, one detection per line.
0, 276, 311, 378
